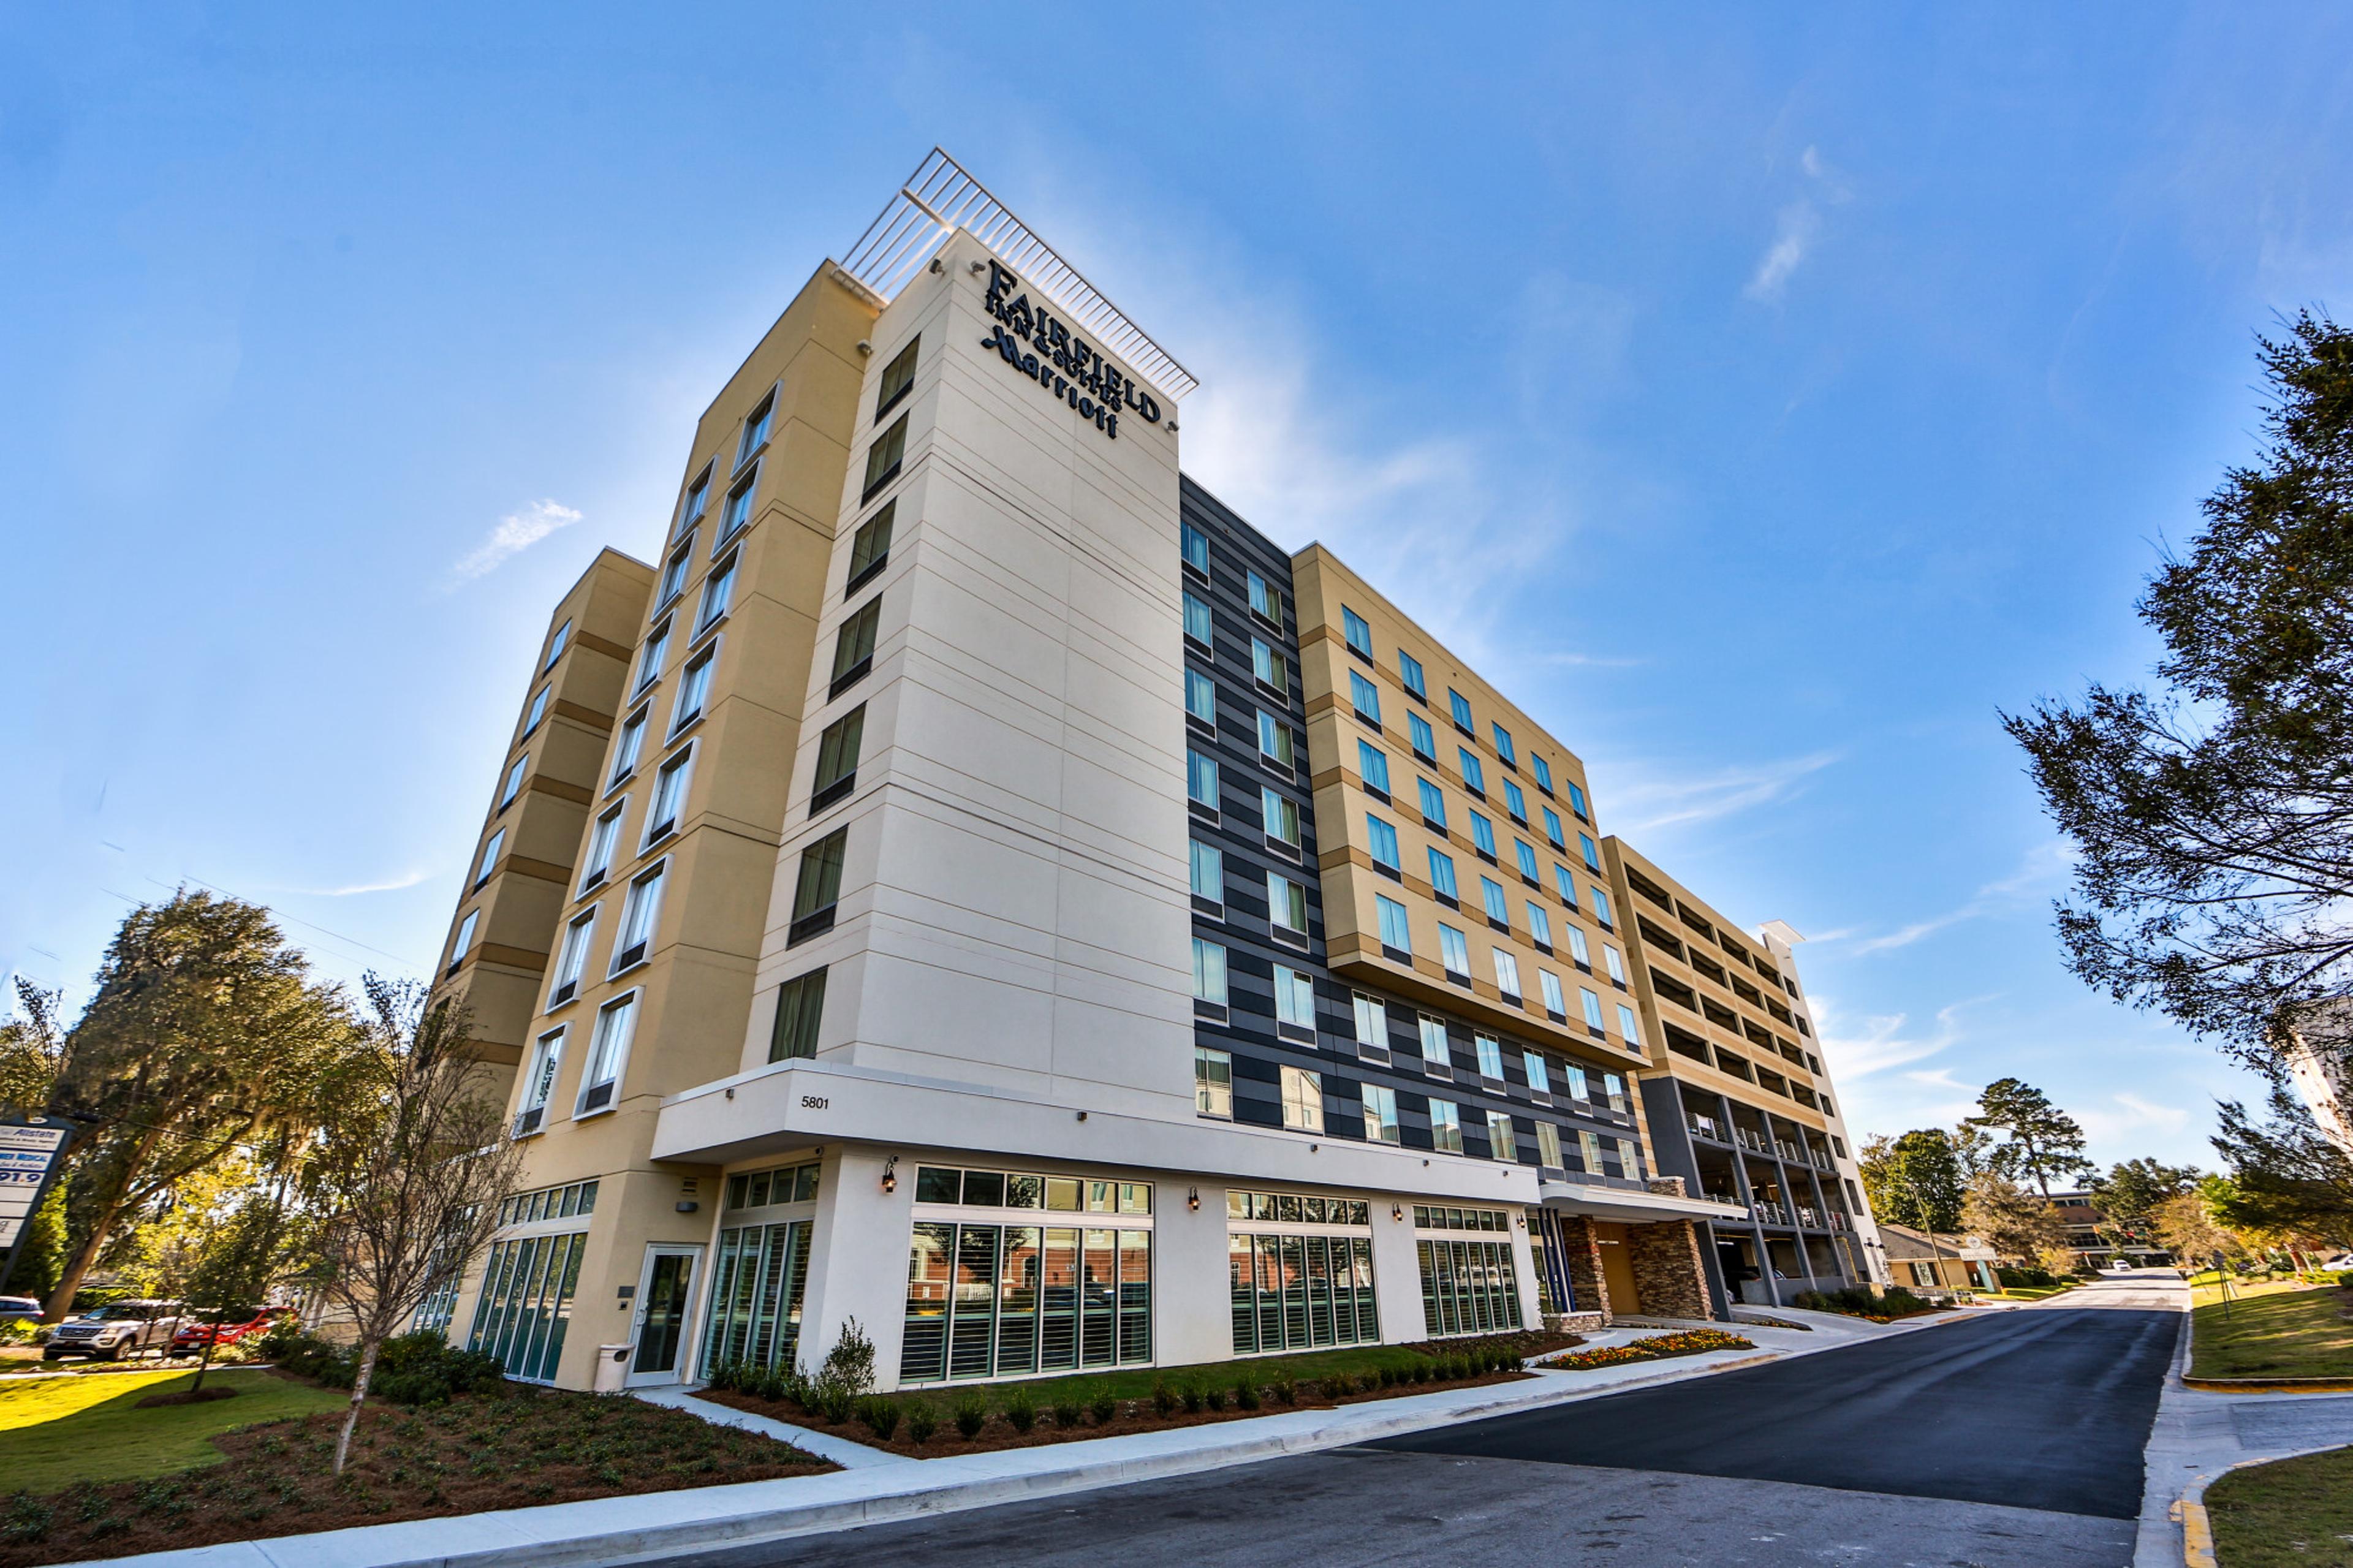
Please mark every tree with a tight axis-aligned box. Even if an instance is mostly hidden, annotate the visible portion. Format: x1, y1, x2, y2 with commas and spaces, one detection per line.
173, 1190, 308, 1397
2153, 1184, 2248, 1271
0, 979, 65, 1113
2088, 1158, 2201, 1256
2005, 312, 2353, 1075
36, 890, 360, 1323
1950, 1121, 1998, 1181
1965, 1078, 2094, 1197
306, 978, 520, 1474
2207, 1083, 2353, 1245
1963, 1169, 2074, 1271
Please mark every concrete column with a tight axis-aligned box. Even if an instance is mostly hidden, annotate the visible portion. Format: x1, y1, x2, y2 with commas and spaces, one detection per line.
797, 1145, 917, 1387
1370, 1198, 1425, 1343
1153, 1178, 1233, 1368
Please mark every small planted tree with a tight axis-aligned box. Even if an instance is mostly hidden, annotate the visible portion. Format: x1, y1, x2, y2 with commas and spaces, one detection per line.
176, 1192, 307, 1398
306, 977, 521, 1473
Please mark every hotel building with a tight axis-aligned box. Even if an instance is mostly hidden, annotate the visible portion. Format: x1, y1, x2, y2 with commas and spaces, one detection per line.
421, 151, 1877, 1392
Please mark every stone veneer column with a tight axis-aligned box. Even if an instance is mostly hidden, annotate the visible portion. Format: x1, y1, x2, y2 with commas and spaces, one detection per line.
1627, 1219, 1710, 1321
1556, 1215, 1611, 1325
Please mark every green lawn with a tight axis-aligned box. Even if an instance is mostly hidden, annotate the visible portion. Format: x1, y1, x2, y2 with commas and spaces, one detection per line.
2191, 1284, 2353, 1381
2207, 1445, 2353, 1567
1984, 1284, 2074, 1301
0, 1368, 348, 1493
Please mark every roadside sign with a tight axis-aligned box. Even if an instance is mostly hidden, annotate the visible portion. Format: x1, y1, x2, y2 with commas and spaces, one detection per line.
0, 1121, 72, 1249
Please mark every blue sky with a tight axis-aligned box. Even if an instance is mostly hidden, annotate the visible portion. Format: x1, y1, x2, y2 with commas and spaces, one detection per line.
8, 4, 2347, 1171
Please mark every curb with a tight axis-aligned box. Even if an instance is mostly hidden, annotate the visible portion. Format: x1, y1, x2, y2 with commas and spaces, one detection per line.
2181, 1376, 2353, 1394
2171, 1498, 2214, 1568
83, 1347, 1792, 1568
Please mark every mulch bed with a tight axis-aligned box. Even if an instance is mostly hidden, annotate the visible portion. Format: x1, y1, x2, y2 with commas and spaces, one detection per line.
0, 1382, 835, 1567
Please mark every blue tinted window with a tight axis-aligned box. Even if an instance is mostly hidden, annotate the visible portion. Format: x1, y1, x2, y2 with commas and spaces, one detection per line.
1357, 740, 1390, 795
1398, 650, 1426, 697
1366, 814, 1401, 870
1419, 779, 1447, 829
1470, 812, 1496, 857
1409, 712, 1436, 761
1427, 848, 1459, 899
1343, 607, 1372, 656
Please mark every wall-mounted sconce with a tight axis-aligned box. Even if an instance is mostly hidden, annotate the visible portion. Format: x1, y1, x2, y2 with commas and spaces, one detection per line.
929, 256, 945, 274
1187, 1187, 1200, 1211
881, 1155, 899, 1195
1076, 1110, 1089, 1122
1390, 1205, 1404, 1222
969, 259, 987, 275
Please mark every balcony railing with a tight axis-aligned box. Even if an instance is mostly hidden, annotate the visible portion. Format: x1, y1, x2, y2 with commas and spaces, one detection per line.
1775, 1140, 1805, 1162
1735, 1128, 1769, 1153
1751, 1202, 1790, 1225
1686, 1114, 1722, 1142
1795, 1205, 1823, 1227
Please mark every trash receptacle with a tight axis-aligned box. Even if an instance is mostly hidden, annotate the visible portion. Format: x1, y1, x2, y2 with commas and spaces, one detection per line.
593, 1344, 632, 1393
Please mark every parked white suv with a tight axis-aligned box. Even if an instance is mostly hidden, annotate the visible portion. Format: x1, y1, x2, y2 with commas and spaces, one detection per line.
44, 1300, 191, 1362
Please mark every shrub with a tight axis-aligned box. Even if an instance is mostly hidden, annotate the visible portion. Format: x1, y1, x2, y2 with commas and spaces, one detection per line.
858, 1396, 901, 1441
1051, 1390, 1084, 1428
1271, 1371, 1298, 1405
905, 1401, 939, 1445
1377, 1365, 1397, 1388
1997, 1265, 2060, 1290
1203, 1383, 1226, 1412
813, 1378, 857, 1425
1181, 1382, 1205, 1413
1151, 1380, 1178, 1416
2336, 1271, 2353, 1290
2, 1490, 52, 1545
1233, 1377, 1260, 1410
1090, 1387, 1117, 1424
808, 1317, 875, 1425
1004, 1387, 1038, 1434
952, 1390, 988, 1439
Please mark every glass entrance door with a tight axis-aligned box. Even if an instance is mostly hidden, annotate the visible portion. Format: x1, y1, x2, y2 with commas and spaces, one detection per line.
626, 1244, 699, 1387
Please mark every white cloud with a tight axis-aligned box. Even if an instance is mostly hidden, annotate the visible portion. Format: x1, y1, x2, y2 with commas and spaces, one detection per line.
2078, 1091, 2191, 1142
301, 868, 434, 897
1607, 750, 1841, 833
1743, 145, 1851, 303
447, 499, 582, 586
1851, 840, 2074, 955
1812, 993, 1976, 1078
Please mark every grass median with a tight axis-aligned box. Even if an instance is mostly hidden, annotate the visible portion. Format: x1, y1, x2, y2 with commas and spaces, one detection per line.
2205, 1445, 2353, 1568
0, 1368, 347, 1493
2191, 1281, 2353, 1379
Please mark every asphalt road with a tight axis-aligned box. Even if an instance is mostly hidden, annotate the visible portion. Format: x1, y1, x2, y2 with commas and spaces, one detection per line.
653, 1274, 2184, 1568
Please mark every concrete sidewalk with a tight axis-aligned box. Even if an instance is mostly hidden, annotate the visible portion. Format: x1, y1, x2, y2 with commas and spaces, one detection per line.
88, 1326, 1896, 1568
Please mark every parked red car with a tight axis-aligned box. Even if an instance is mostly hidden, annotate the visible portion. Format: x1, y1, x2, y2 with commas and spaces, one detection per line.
171, 1306, 290, 1354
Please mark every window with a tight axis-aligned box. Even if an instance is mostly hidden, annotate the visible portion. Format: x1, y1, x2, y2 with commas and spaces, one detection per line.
521, 685, 549, 738
580, 803, 623, 892
1190, 840, 1224, 906
1193, 937, 1229, 1007
544, 619, 570, 670
1366, 813, 1401, 872
1258, 711, 1295, 771
1449, 689, 1474, 732
1180, 520, 1210, 576
1604, 1073, 1628, 1113
549, 907, 596, 1009
1504, 779, 1526, 823
1398, 649, 1427, 698
832, 597, 882, 695
787, 827, 847, 945
1604, 944, 1627, 985
875, 335, 919, 418
1543, 807, 1565, 849
1515, 839, 1540, 881
577, 992, 638, 1115
1470, 811, 1497, 858
1263, 788, 1302, 851
612, 863, 666, 973
1188, 750, 1219, 813
1567, 780, 1589, 819
659, 539, 693, 607
1343, 606, 1373, 657
1526, 902, 1553, 949
1562, 1062, 1590, 1102
1540, 969, 1566, 1017
1493, 950, 1521, 1001
1581, 988, 1606, 1030
1409, 711, 1437, 762
1186, 668, 1216, 727
1184, 589, 1214, 648
1617, 1004, 1642, 1047
1536, 1120, 1565, 1169
1522, 1051, 1551, 1095
637, 619, 670, 694
448, 909, 479, 973
1566, 925, 1592, 966
1357, 740, 1390, 797
1419, 1013, 1450, 1067
811, 706, 865, 812
1492, 724, 1516, 766
1267, 871, 1309, 936
1353, 992, 1388, 1052
672, 643, 716, 732
1533, 756, 1554, 794
676, 469, 710, 537
1252, 638, 1288, 696
1580, 833, 1601, 871
1363, 1082, 1401, 1144
1247, 569, 1284, 627
738, 392, 774, 464
846, 502, 894, 593
1458, 748, 1486, 795
1475, 1034, 1504, 1080
1487, 1112, 1517, 1163
1430, 1099, 1463, 1154
719, 472, 757, 545
1591, 888, 1615, 928
1275, 965, 1317, 1036
1418, 778, 1449, 831
645, 747, 694, 842
1439, 923, 1471, 979
517, 1028, 563, 1135
1553, 863, 1578, 907
1349, 670, 1382, 726
611, 709, 648, 787
1376, 893, 1414, 954
1195, 1046, 1233, 1117
697, 551, 737, 631
474, 829, 504, 888
769, 968, 826, 1062
1427, 847, 1459, 901
499, 755, 527, 809
1480, 876, 1509, 924
1279, 1066, 1322, 1132
862, 414, 908, 501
